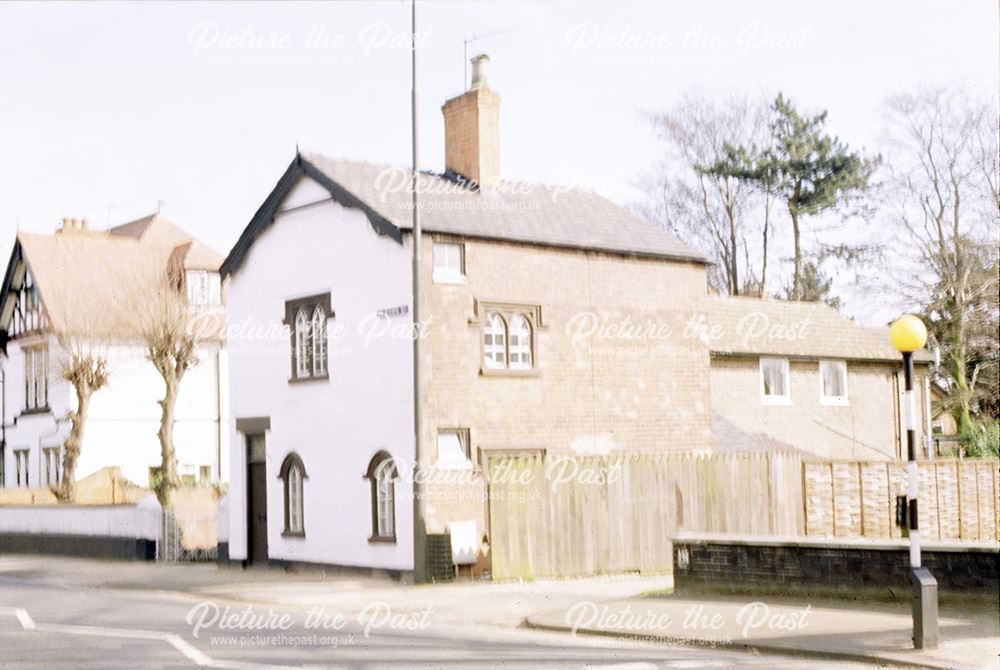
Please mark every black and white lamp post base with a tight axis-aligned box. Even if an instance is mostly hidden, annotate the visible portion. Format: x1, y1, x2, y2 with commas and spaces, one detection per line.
891, 316, 940, 651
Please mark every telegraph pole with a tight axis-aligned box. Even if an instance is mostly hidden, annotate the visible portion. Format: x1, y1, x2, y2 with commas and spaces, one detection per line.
409, 0, 428, 584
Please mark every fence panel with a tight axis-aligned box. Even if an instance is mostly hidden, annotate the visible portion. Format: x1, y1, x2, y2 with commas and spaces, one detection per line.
802, 458, 999, 542
487, 451, 804, 581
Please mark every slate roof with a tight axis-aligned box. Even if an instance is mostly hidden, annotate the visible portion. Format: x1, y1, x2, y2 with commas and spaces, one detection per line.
2, 215, 224, 340
703, 295, 934, 363
222, 154, 706, 275
711, 413, 894, 461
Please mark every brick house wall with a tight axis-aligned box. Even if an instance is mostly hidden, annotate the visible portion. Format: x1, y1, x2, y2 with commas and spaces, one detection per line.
710, 356, 932, 461
416, 234, 712, 534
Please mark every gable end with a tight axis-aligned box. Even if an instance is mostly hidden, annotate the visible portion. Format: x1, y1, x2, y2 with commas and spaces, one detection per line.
221, 155, 403, 278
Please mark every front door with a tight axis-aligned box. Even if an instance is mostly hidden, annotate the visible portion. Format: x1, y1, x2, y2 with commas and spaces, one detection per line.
246, 433, 268, 564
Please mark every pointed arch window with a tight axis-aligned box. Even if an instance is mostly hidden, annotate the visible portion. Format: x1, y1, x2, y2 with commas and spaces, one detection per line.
278, 452, 307, 536
508, 314, 533, 370
312, 306, 327, 376
295, 309, 312, 377
365, 451, 398, 542
284, 293, 333, 382
477, 302, 540, 374
483, 312, 507, 369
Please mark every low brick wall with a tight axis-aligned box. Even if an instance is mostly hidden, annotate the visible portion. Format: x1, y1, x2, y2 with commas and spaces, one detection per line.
672, 533, 998, 595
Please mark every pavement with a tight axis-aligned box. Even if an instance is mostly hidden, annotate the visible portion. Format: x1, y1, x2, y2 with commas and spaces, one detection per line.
525, 590, 1000, 670
0, 554, 997, 669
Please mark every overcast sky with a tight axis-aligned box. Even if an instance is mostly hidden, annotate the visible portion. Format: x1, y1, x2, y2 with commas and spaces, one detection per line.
1, 1, 996, 322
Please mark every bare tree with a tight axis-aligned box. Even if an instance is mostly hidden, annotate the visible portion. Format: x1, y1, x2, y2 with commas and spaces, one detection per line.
132, 258, 219, 506
54, 340, 110, 502
638, 94, 774, 296
36, 245, 118, 503
885, 88, 1000, 435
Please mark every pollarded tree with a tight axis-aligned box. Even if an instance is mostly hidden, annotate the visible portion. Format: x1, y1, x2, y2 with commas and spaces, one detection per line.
55, 345, 109, 501
133, 261, 211, 507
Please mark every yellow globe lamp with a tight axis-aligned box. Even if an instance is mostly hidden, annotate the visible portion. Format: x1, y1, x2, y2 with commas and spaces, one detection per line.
889, 314, 928, 353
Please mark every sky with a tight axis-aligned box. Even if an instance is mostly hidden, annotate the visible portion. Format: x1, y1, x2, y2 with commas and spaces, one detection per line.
0, 1, 997, 323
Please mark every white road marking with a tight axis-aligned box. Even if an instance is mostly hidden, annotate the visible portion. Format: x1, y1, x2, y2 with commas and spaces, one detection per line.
0, 608, 334, 670
0, 607, 36, 630
167, 633, 214, 666
584, 664, 658, 670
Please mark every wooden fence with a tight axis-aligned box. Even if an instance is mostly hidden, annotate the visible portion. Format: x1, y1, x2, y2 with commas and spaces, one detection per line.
486, 451, 804, 580
486, 452, 999, 581
803, 459, 999, 542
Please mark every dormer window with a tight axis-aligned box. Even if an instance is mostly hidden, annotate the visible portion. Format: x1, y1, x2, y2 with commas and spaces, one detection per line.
186, 270, 221, 306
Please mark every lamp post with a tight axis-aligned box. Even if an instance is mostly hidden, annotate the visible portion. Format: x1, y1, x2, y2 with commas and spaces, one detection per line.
889, 314, 938, 649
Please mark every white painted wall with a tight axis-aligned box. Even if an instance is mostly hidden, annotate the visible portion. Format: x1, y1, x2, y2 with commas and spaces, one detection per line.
226, 176, 414, 571
1, 335, 228, 488
0, 493, 161, 539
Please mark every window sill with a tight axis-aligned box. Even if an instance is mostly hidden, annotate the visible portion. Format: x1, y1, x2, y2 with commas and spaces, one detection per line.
432, 273, 466, 285
20, 407, 51, 417
821, 398, 850, 407
288, 374, 330, 385
368, 535, 396, 544
761, 396, 792, 406
281, 530, 305, 538
480, 366, 540, 378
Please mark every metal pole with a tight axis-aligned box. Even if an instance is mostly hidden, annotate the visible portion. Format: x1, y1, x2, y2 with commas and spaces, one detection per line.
902, 352, 920, 566
409, 0, 428, 584
903, 351, 938, 649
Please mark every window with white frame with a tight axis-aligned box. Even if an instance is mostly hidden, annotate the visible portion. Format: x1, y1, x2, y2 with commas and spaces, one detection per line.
365, 452, 397, 542
820, 360, 849, 405
508, 314, 533, 369
483, 312, 507, 369
479, 304, 539, 372
760, 357, 790, 404
42, 447, 60, 487
14, 449, 29, 488
295, 309, 313, 377
285, 293, 332, 381
436, 429, 471, 468
186, 270, 221, 307
311, 307, 327, 376
278, 452, 307, 536
432, 242, 465, 283
24, 346, 48, 411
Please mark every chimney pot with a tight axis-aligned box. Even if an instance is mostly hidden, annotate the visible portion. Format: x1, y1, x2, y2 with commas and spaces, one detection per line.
470, 53, 490, 90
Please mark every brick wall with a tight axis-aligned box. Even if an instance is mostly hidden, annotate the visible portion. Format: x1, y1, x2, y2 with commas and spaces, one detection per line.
418, 235, 711, 534
710, 356, 923, 461
673, 536, 999, 594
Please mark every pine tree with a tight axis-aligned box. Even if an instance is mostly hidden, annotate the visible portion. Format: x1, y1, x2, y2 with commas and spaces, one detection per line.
714, 94, 876, 300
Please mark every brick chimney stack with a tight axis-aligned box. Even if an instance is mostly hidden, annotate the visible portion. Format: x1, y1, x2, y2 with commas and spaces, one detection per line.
441, 54, 500, 189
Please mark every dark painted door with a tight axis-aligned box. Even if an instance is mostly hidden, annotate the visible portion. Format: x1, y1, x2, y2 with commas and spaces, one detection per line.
246, 434, 268, 564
